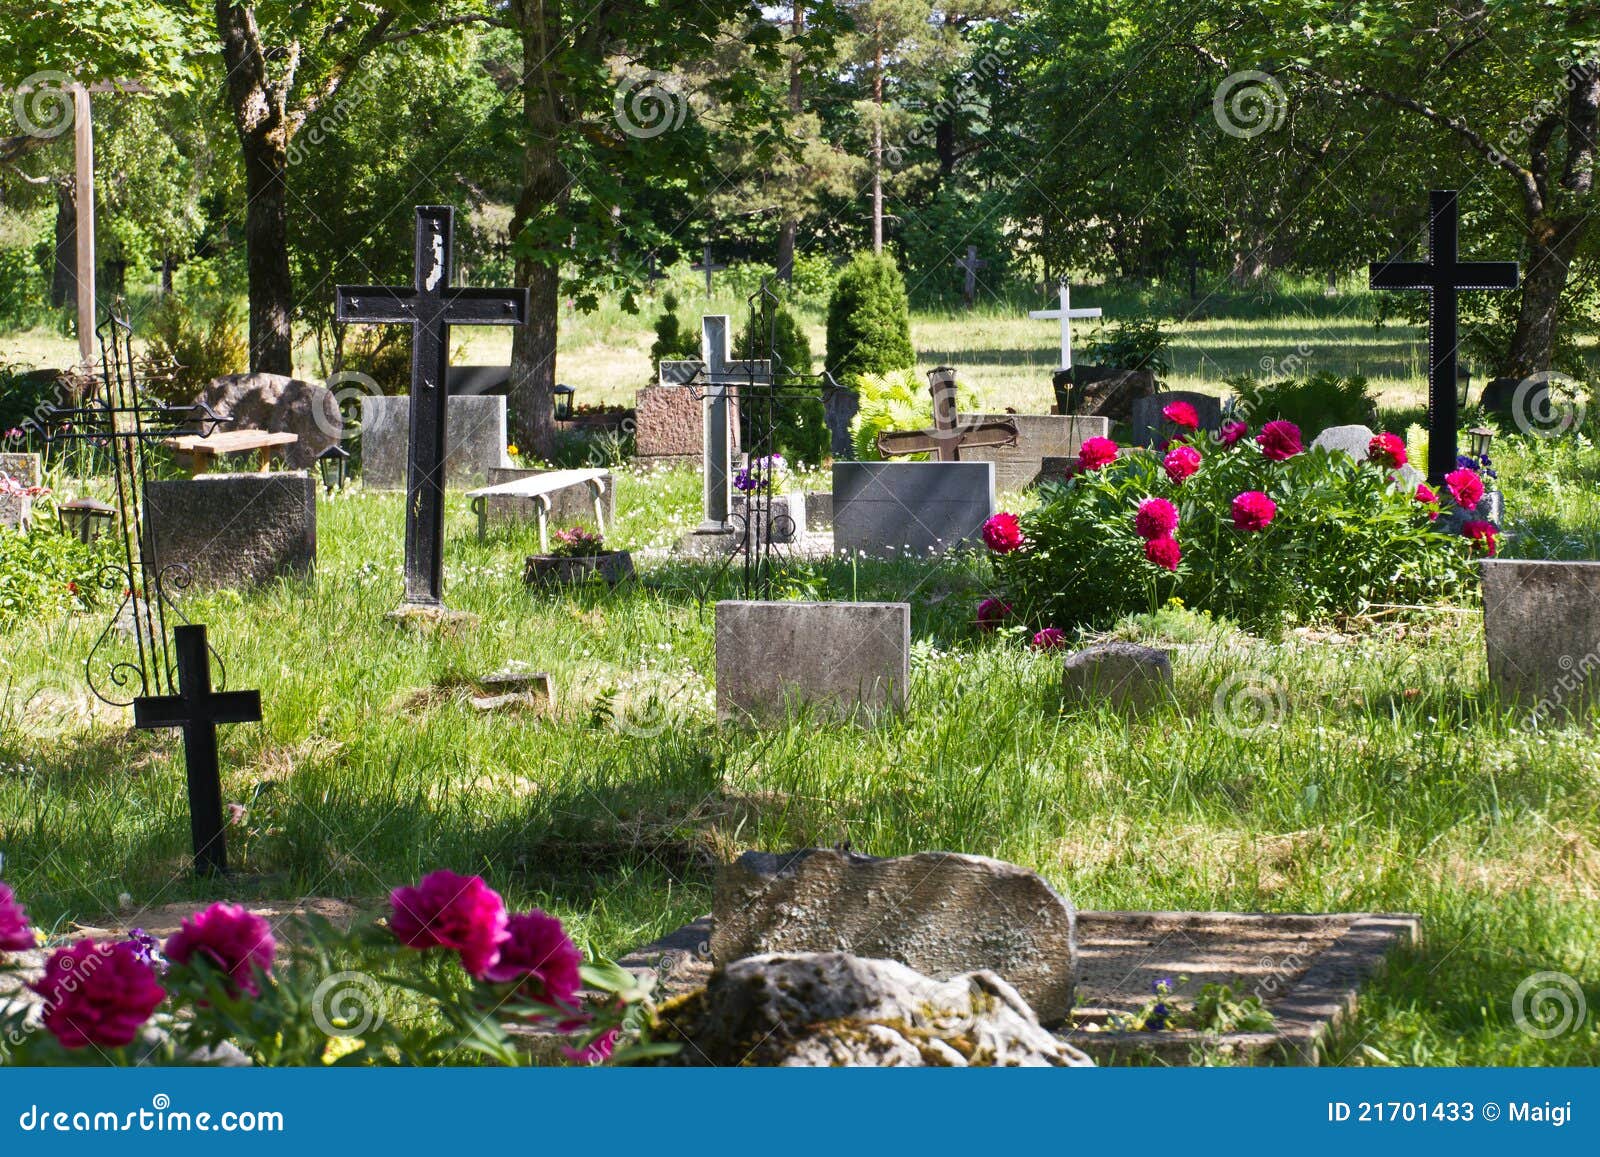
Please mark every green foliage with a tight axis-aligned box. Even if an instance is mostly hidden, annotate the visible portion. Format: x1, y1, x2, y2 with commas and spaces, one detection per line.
0, 524, 112, 629
739, 299, 829, 465
0, 365, 60, 438
1229, 372, 1379, 436
898, 187, 1014, 307
145, 294, 248, 406
850, 366, 982, 461
1081, 317, 1171, 376
825, 251, 915, 388
993, 434, 1476, 633
649, 290, 699, 375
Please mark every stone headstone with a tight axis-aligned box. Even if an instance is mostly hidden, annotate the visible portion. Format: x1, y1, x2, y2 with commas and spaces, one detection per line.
958, 413, 1111, 495
1482, 560, 1600, 723
480, 467, 615, 532
0, 493, 32, 532
360, 393, 511, 490
712, 848, 1079, 1023
804, 490, 833, 528
1130, 390, 1223, 447
823, 385, 860, 458
832, 461, 994, 557
1309, 424, 1376, 461
716, 601, 909, 725
1057, 366, 1158, 422
1061, 642, 1173, 713
731, 492, 806, 545
445, 365, 510, 396
144, 472, 316, 589
198, 373, 341, 469
633, 381, 743, 467
0, 453, 42, 489
652, 952, 1092, 1067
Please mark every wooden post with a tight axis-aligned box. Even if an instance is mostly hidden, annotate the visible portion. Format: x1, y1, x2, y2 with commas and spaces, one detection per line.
72, 85, 95, 365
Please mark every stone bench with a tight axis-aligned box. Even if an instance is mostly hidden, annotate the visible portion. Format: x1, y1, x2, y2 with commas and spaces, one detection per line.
465, 468, 610, 551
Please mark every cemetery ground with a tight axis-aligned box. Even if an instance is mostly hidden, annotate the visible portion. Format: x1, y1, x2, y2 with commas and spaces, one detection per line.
3, 427, 1600, 1066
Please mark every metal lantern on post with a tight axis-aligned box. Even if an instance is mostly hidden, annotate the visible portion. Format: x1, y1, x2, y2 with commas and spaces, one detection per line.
1467, 426, 1496, 461
553, 383, 576, 422
316, 445, 350, 495
1456, 363, 1472, 408
57, 496, 116, 543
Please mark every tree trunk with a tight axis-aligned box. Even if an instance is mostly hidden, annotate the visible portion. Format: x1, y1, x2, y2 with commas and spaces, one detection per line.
776, 0, 804, 283
872, 41, 884, 254
1502, 214, 1584, 378
51, 178, 75, 309
776, 219, 796, 283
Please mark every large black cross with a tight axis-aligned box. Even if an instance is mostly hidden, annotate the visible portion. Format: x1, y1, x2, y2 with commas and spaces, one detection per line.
336, 206, 529, 607
1370, 190, 1518, 482
133, 624, 261, 875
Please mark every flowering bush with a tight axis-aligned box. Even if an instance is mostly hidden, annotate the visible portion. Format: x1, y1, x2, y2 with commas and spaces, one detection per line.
989, 422, 1478, 632
980, 512, 1025, 553
734, 453, 790, 495
546, 526, 607, 558
0, 873, 668, 1066
0, 520, 113, 628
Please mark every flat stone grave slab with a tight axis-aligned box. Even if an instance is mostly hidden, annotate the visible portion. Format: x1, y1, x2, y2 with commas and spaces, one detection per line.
716, 600, 909, 725
1482, 559, 1600, 721
614, 909, 1419, 1066
144, 472, 316, 589
832, 460, 994, 557
1130, 390, 1223, 447
958, 413, 1111, 495
361, 394, 512, 489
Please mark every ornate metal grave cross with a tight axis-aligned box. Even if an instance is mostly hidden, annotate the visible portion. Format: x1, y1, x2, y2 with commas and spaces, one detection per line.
956, 245, 987, 308
1029, 279, 1103, 371
133, 625, 260, 875
336, 206, 529, 608
1370, 189, 1518, 482
691, 245, 727, 297
875, 367, 1019, 462
691, 314, 770, 534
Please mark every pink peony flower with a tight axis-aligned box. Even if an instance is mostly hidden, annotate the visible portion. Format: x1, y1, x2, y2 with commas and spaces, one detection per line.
1162, 400, 1200, 431
482, 910, 583, 1011
163, 902, 276, 997
1256, 420, 1302, 461
1163, 444, 1202, 484
1032, 627, 1068, 650
1414, 483, 1441, 521
1144, 536, 1182, 572
1217, 420, 1249, 447
1134, 497, 1180, 541
1077, 436, 1119, 471
1367, 433, 1407, 470
0, 882, 32, 953
1462, 520, 1499, 556
1231, 490, 1278, 532
31, 939, 166, 1049
1443, 467, 1484, 511
975, 597, 1012, 632
563, 1027, 620, 1065
390, 869, 509, 978
981, 512, 1025, 554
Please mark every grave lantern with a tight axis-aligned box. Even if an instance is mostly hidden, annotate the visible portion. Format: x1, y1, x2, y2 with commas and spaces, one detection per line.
317, 445, 350, 494
1457, 363, 1472, 408
553, 383, 575, 421
1467, 426, 1496, 461
58, 496, 115, 543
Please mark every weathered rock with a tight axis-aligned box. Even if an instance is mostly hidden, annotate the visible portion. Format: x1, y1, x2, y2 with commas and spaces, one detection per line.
958, 413, 1112, 495
1061, 642, 1173, 713
653, 952, 1093, 1067
1309, 424, 1376, 461
0, 492, 31, 532
712, 848, 1077, 1022
198, 373, 341, 469
0, 452, 42, 489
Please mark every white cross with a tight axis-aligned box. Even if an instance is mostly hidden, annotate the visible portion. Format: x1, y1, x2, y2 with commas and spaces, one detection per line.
1029, 279, 1102, 371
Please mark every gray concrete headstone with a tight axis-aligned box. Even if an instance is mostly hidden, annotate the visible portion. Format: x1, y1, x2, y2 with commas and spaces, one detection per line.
832, 461, 994, 557
1482, 560, 1600, 723
198, 373, 341, 468
0, 453, 42, 489
716, 600, 909, 725
958, 413, 1111, 495
823, 385, 860, 458
144, 472, 316, 589
360, 394, 511, 490
1309, 424, 1376, 461
712, 848, 1079, 1023
1129, 390, 1223, 447
0, 493, 32, 532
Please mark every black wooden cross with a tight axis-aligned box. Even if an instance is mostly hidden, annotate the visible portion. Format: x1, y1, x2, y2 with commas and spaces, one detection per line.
133, 624, 260, 875
336, 206, 529, 607
691, 244, 726, 296
1370, 190, 1518, 482
956, 245, 987, 308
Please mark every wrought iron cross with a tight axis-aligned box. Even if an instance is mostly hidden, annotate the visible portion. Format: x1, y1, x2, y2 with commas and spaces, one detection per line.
692, 315, 770, 534
336, 206, 529, 607
956, 245, 987, 308
133, 624, 261, 875
1370, 190, 1518, 482
875, 367, 1019, 462
1029, 279, 1103, 371
691, 245, 726, 296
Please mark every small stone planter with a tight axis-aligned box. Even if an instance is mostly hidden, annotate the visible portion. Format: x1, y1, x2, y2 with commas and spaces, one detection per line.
732, 492, 806, 545
524, 550, 635, 587
0, 493, 33, 532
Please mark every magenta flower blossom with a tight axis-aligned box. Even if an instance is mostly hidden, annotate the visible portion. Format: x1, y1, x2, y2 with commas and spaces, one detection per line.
1231, 490, 1278, 532
31, 939, 166, 1049
975, 597, 1012, 632
0, 882, 33, 953
1256, 420, 1302, 461
1144, 536, 1182, 572
1217, 420, 1248, 447
1162, 445, 1201, 484
1162, 400, 1200, 430
483, 910, 583, 1012
1134, 497, 1180, 541
1032, 627, 1068, 651
390, 869, 510, 978
164, 903, 277, 997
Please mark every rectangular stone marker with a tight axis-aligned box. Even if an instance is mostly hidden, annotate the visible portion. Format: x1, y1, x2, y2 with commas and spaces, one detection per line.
480, 467, 615, 531
0, 493, 31, 532
144, 472, 316, 589
633, 382, 704, 464
958, 413, 1111, 495
716, 600, 909, 725
1482, 560, 1600, 722
1130, 390, 1223, 447
832, 461, 994, 557
360, 394, 512, 490
823, 385, 859, 458
0, 453, 42, 489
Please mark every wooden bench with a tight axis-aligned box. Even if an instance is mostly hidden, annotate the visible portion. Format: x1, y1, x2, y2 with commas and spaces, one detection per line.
465, 468, 610, 551
164, 430, 299, 476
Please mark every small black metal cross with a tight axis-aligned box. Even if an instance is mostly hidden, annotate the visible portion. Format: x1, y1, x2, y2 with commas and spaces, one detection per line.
133, 624, 260, 876
691, 244, 726, 296
336, 206, 529, 607
1370, 190, 1518, 482
956, 245, 987, 308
